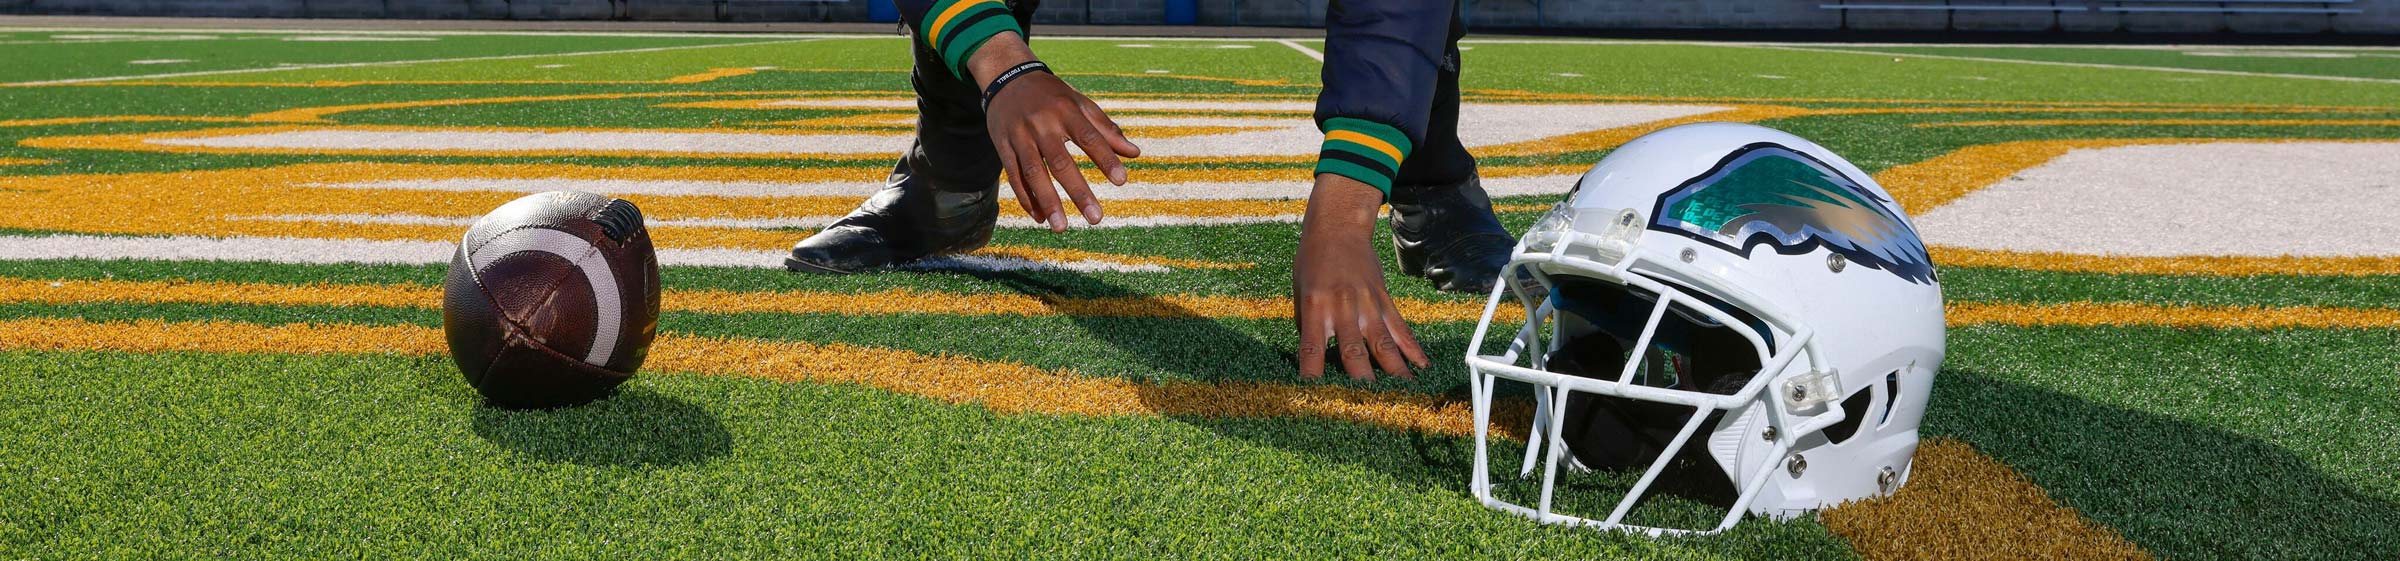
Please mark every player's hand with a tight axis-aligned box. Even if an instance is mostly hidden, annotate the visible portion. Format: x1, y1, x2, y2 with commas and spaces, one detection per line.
1293, 174, 1430, 381
968, 34, 1141, 233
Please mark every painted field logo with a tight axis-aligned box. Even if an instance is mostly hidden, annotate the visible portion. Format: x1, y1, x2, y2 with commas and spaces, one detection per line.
1653, 142, 1936, 283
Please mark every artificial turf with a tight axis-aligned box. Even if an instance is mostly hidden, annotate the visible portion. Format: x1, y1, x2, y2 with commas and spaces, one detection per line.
1, 27, 2396, 560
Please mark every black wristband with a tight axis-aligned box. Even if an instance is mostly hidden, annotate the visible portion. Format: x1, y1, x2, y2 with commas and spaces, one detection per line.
979, 60, 1052, 113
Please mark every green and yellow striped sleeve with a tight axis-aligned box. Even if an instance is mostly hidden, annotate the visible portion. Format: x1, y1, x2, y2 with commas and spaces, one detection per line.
1313, 117, 1414, 197
918, 0, 1022, 80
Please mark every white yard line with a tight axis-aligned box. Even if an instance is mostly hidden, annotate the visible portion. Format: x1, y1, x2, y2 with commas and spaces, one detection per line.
4, 38, 814, 86
1276, 39, 1326, 62
0, 233, 1175, 273
1746, 44, 2400, 85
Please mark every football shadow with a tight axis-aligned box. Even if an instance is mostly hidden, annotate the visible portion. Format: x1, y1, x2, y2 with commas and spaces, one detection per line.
469, 388, 734, 468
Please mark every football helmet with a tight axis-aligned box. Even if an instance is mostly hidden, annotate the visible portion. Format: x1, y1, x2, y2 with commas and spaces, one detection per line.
1464, 122, 1944, 535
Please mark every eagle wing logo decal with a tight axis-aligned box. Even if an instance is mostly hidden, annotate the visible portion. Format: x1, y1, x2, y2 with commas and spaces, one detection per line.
1651, 142, 1937, 284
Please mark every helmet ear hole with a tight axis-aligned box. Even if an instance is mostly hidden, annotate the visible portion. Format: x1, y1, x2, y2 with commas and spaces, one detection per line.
1820, 388, 1875, 445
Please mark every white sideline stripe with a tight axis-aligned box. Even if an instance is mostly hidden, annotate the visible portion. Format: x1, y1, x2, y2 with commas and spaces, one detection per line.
3, 39, 815, 86
0, 234, 1173, 273
310, 173, 1580, 201
1277, 39, 1326, 62
1746, 44, 2400, 85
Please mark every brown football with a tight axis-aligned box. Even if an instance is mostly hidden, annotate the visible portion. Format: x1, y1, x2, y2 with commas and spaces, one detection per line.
442, 191, 661, 409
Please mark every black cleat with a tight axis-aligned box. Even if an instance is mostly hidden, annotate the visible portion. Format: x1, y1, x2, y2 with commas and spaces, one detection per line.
785, 159, 998, 275
1390, 176, 1516, 294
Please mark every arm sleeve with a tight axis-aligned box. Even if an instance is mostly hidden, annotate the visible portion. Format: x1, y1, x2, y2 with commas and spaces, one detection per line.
893, 0, 1024, 81
1312, 0, 1454, 198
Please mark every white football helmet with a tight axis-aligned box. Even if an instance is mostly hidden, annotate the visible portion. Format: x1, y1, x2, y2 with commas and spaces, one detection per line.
1464, 122, 1944, 535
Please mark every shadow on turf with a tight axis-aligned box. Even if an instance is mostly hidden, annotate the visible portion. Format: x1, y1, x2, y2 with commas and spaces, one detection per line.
1932, 368, 2400, 561
965, 270, 1859, 558
469, 388, 733, 468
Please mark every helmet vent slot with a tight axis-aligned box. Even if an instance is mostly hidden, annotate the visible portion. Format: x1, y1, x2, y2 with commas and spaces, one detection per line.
1822, 389, 1873, 445
1878, 371, 1901, 428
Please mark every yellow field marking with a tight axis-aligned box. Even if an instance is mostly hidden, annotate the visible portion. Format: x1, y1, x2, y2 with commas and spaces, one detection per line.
0, 158, 54, 166
1465, 88, 2397, 112
0, 163, 1247, 270
87, 67, 766, 89
741, 112, 916, 129
1937, 247, 2400, 277
1922, 118, 2400, 128
0, 277, 1497, 323
667, 98, 1317, 116
1470, 104, 1817, 164
1875, 137, 2400, 276
0, 316, 1521, 439
734, 117, 1281, 140
0, 115, 257, 128
1809, 105, 2400, 116
660, 98, 913, 111
20, 276, 2400, 332
1871, 138, 2164, 214
1822, 438, 2152, 561
1951, 301, 2400, 329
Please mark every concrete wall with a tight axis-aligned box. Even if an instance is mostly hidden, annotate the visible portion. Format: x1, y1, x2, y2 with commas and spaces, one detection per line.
1, 1, 2394, 34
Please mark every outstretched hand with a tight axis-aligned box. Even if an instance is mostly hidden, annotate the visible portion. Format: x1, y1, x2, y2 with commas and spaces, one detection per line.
969, 34, 1141, 233
1293, 174, 1430, 381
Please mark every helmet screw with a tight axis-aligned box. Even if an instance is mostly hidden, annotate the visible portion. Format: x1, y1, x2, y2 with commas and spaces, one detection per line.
1679, 247, 1697, 263
1761, 426, 1778, 442
1786, 454, 1808, 478
1788, 384, 1809, 402
1826, 253, 1848, 273
1618, 212, 1636, 226
1877, 466, 1899, 494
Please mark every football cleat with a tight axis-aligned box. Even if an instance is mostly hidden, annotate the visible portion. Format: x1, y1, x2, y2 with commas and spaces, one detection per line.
786, 152, 999, 275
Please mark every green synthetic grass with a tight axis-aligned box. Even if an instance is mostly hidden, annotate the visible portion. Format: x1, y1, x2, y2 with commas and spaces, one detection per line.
0, 32, 765, 83
2, 26, 2399, 559
0, 349, 1855, 560
1813, 45, 2400, 81
1933, 326, 2400, 561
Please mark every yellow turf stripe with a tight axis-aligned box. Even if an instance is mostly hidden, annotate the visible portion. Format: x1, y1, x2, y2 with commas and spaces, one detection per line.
1949, 301, 2400, 329
1323, 130, 1405, 163
0, 163, 1250, 270
1822, 438, 2153, 561
1921, 118, 2400, 128
0, 313, 2147, 558
1933, 247, 2400, 277
0, 316, 1518, 439
10, 277, 2400, 329
0, 278, 1494, 322
0, 158, 53, 166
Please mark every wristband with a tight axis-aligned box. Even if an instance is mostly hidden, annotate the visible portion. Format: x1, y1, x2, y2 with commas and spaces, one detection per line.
979, 60, 1052, 113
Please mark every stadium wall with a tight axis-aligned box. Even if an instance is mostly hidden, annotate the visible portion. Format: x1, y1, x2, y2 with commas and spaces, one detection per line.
2, 0, 2394, 34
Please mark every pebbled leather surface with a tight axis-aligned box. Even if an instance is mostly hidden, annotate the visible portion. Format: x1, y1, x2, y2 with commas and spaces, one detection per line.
443, 191, 659, 409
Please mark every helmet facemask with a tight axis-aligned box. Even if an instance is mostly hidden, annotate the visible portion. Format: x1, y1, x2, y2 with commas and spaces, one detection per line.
1465, 205, 1844, 535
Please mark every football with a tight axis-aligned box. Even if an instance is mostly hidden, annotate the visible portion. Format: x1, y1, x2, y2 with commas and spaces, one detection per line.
442, 191, 662, 409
